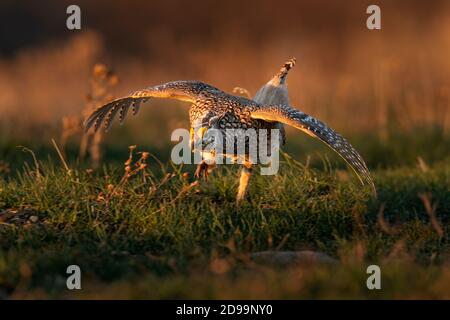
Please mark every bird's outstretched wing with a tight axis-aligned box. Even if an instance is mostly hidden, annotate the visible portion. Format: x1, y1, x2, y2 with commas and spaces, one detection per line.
85, 93, 147, 132
251, 105, 376, 195
85, 81, 200, 132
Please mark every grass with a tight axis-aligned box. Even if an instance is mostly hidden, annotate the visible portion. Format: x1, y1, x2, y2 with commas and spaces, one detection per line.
0, 140, 449, 299
2, 0, 450, 300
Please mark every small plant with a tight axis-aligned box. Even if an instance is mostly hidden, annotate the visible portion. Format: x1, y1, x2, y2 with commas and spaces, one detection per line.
0, 161, 10, 175
61, 63, 119, 167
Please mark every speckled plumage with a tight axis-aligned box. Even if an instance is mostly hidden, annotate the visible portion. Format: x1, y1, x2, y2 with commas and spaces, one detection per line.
85, 60, 376, 202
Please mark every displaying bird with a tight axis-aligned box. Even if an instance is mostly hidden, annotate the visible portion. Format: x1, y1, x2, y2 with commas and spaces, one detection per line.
85, 59, 376, 204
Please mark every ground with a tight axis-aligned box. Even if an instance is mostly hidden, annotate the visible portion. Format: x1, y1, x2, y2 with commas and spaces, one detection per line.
0, 133, 449, 299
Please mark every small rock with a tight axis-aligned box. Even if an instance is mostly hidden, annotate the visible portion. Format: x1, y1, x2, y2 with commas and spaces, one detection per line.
250, 250, 337, 268
0, 209, 17, 222
29, 215, 39, 223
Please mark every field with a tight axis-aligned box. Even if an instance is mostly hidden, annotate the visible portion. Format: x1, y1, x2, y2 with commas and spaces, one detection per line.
1, 0, 450, 299
0, 133, 449, 299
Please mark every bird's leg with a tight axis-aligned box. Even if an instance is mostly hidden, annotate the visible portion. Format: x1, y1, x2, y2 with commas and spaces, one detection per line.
194, 160, 216, 181
194, 161, 208, 180
236, 163, 253, 205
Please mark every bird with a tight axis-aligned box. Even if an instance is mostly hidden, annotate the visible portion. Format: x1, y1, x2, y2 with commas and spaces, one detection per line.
85, 58, 376, 204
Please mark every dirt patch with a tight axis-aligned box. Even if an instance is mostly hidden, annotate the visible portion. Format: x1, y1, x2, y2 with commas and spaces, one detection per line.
0, 208, 41, 228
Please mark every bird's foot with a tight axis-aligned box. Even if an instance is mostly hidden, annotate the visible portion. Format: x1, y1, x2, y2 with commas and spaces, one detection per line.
194, 161, 210, 181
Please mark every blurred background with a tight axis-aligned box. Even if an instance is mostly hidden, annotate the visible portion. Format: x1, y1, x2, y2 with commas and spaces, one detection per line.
0, 0, 449, 171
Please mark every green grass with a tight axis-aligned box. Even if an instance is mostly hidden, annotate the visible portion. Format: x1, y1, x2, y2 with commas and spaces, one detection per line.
0, 141, 449, 299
